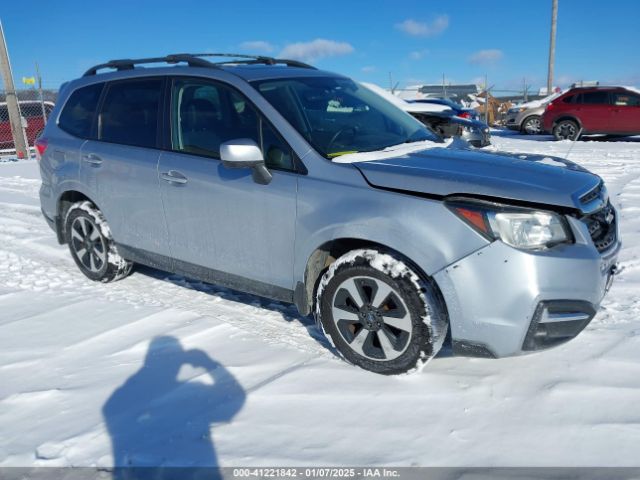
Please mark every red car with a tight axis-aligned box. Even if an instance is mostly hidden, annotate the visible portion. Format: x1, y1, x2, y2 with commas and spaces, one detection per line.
542, 86, 640, 140
0, 100, 54, 151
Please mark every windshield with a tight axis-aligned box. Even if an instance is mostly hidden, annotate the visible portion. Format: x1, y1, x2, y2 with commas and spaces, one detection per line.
251, 76, 440, 158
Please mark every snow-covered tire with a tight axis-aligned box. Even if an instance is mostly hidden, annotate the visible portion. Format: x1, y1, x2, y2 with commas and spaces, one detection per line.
65, 201, 133, 283
316, 249, 447, 375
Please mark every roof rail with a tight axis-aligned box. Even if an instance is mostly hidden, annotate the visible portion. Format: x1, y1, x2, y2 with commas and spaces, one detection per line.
83, 53, 315, 77
194, 53, 316, 69
83, 54, 216, 76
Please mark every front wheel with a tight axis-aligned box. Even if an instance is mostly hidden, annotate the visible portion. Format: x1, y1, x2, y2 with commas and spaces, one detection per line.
553, 119, 580, 141
65, 201, 133, 282
316, 249, 447, 374
521, 115, 542, 135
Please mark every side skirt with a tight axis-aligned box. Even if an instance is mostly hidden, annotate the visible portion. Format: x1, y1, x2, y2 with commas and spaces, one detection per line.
116, 244, 295, 305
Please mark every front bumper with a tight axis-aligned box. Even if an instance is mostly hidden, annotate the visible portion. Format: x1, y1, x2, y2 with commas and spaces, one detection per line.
433, 217, 620, 358
461, 128, 491, 148
504, 114, 520, 130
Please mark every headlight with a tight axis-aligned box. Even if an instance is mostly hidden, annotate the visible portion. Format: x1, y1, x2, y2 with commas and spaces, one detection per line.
446, 200, 572, 250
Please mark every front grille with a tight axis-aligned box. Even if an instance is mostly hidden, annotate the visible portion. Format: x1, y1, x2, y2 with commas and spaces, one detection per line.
582, 202, 617, 253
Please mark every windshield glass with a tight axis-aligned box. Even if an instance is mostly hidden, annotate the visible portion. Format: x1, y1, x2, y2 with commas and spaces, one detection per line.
251, 76, 440, 158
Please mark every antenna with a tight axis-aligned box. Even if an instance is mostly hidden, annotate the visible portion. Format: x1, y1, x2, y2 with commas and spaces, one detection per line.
564, 127, 583, 160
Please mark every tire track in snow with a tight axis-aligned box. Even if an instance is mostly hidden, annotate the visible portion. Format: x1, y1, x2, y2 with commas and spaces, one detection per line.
0, 198, 334, 360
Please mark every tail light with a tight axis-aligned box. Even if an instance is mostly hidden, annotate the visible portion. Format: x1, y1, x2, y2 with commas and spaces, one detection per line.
545, 101, 556, 112
35, 137, 48, 161
458, 111, 471, 119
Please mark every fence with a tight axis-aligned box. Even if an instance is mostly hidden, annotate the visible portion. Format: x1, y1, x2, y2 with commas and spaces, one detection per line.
0, 89, 57, 156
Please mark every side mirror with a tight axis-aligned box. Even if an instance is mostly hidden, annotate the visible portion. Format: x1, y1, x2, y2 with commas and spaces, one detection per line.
220, 138, 272, 185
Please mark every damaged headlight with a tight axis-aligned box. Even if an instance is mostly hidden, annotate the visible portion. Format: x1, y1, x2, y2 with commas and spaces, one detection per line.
446, 199, 573, 250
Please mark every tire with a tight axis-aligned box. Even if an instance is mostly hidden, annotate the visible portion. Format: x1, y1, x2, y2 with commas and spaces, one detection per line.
520, 115, 542, 135
65, 201, 133, 282
553, 119, 580, 141
316, 249, 447, 375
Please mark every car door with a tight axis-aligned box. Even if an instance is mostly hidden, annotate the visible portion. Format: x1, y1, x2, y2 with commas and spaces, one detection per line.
158, 77, 298, 295
575, 90, 612, 132
610, 91, 640, 133
79, 77, 171, 257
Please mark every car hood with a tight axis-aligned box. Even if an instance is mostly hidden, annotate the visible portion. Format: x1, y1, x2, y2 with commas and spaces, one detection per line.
353, 147, 602, 212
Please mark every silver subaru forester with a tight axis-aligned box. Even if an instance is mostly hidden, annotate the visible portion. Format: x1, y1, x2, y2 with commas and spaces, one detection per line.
37, 54, 620, 374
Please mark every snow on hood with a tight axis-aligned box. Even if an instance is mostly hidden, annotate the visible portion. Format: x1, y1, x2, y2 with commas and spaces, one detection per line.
360, 82, 451, 113
514, 91, 563, 109
332, 139, 453, 163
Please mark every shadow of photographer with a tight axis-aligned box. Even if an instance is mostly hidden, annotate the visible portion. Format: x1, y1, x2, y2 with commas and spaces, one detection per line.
103, 336, 245, 479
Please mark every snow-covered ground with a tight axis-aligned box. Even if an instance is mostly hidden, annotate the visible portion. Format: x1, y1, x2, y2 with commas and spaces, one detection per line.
1, 131, 640, 468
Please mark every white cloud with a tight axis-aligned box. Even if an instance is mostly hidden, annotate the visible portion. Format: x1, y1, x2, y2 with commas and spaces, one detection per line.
468, 49, 504, 65
239, 41, 275, 53
395, 15, 449, 37
279, 39, 354, 62
409, 49, 429, 60
361, 66, 376, 73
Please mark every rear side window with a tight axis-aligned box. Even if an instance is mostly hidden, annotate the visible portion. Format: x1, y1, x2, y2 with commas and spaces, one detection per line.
613, 92, 640, 106
562, 95, 575, 103
58, 83, 104, 138
579, 91, 609, 104
99, 79, 163, 148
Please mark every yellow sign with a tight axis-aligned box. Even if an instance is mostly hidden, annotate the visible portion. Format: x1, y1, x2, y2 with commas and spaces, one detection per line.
22, 76, 36, 85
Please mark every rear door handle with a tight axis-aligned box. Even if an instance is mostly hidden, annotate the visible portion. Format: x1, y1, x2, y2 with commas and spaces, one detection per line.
160, 170, 188, 185
82, 153, 102, 165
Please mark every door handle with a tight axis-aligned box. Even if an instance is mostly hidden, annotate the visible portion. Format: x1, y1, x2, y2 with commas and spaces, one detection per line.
82, 153, 103, 165
160, 170, 188, 184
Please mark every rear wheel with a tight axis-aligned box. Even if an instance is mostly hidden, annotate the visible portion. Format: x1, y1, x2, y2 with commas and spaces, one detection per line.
316, 249, 447, 374
521, 115, 542, 135
65, 201, 133, 282
553, 119, 580, 140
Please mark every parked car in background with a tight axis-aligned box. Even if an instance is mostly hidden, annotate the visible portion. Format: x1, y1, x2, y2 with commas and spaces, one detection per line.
505, 92, 562, 134
0, 100, 54, 150
361, 83, 490, 147
542, 86, 640, 140
410, 97, 480, 120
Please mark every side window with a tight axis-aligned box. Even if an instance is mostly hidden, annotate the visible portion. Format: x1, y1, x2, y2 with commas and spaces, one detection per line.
58, 83, 103, 138
261, 120, 294, 171
171, 79, 259, 158
562, 94, 575, 103
99, 79, 162, 148
580, 91, 609, 105
613, 93, 640, 106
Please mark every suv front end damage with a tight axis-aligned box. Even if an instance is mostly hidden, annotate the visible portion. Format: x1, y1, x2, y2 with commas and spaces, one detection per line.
433, 190, 620, 358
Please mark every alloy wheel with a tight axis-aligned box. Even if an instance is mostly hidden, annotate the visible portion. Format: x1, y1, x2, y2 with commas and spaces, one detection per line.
556, 121, 578, 140
331, 276, 412, 361
70, 216, 107, 273
523, 117, 542, 134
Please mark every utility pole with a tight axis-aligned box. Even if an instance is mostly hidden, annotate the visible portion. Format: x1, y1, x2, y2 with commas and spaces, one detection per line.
0, 20, 29, 159
484, 74, 489, 124
35, 62, 47, 125
547, 0, 558, 95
